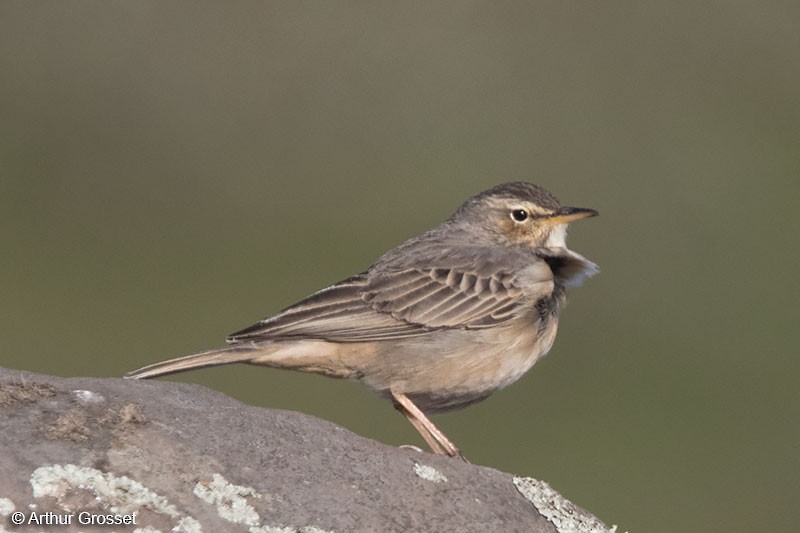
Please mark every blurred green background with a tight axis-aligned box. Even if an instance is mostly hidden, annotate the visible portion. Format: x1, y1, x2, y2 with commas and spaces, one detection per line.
2, 2, 798, 531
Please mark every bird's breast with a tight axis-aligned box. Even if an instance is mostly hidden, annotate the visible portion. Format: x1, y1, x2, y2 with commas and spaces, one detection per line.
362, 313, 560, 412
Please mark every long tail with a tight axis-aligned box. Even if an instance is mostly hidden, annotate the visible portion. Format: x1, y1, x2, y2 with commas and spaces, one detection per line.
125, 339, 357, 380
124, 344, 260, 379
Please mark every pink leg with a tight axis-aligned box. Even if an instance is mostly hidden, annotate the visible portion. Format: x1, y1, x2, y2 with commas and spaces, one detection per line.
391, 390, 468, 462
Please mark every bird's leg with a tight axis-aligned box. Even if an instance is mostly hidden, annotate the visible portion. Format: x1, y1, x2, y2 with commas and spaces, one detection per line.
396, 403, 448, 456
390, 390, 468, 462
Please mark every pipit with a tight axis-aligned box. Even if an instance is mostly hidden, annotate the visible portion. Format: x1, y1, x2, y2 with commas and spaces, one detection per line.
126, 182, 598, 460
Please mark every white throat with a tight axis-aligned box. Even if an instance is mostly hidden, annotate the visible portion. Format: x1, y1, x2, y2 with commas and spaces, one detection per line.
541, 223, 599, 287
544, 224, 568, 248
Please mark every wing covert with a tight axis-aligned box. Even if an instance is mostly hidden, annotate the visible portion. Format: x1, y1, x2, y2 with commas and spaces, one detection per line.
226, 275, 433, 343
363, 266, 546, 329
226, 258, 555, 343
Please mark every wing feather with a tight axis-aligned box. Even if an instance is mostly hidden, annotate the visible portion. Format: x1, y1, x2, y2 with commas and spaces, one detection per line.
227, 257, 555, 343
362, 266, 544, 328
227, 274, 428, 342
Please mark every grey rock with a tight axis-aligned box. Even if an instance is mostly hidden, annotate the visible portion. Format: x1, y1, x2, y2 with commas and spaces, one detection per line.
0, 366, 615, 533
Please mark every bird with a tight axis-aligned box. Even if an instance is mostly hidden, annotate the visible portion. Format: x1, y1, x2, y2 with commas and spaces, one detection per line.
125, 182, 598, 461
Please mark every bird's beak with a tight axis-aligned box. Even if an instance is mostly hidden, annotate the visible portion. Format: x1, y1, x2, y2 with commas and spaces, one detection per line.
544, 206, 598, 225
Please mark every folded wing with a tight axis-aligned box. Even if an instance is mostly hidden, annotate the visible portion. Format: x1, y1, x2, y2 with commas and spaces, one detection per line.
227, 258, 555, 343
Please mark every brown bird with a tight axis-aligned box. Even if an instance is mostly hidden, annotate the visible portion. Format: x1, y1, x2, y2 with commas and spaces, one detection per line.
126, 182, 598, 460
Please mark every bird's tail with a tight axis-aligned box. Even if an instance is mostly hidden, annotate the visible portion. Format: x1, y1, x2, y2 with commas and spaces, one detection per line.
124, 344, 260, 379
125, 339, 359, 380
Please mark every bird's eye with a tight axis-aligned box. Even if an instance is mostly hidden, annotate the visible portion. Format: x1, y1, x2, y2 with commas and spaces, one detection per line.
510, 209, 529, 222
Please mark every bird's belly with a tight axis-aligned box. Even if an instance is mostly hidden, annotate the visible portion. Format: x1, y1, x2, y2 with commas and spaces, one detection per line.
363, 317, 560, 412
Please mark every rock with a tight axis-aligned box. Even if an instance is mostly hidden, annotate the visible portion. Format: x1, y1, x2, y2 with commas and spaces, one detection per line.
0, 366, 615, 533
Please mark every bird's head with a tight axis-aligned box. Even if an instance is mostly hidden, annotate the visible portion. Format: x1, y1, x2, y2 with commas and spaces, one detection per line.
452, 182, 598, 248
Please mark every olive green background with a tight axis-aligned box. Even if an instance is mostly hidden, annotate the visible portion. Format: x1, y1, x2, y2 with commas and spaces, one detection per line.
2, 2, 797, 531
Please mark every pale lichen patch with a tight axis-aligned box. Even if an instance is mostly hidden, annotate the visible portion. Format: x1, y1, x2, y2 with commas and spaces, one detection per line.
193, 473, 261, 527
0, 497, 15, 515
513, 477, 617, 533
191, 473, 333, 533
175, 516, 203, 532
29, 464, 199, 531
250, 526, 334, 533
72, 389, 106, 405
413, 463, 448, 483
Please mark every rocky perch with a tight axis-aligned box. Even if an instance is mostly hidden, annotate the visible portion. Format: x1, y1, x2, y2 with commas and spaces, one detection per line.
0, 366, 616, 532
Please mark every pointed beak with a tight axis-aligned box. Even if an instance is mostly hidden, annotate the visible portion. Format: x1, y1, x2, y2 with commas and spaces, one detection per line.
544, 206, 599, 225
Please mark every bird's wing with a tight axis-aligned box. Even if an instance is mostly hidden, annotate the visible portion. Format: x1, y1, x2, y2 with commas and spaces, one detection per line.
227, 260, 555, 343
363, 264, 551, 328
227, 274, 430, 342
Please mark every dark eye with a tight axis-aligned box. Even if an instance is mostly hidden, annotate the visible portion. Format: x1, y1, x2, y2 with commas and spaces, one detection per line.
510, 209, 529, 222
